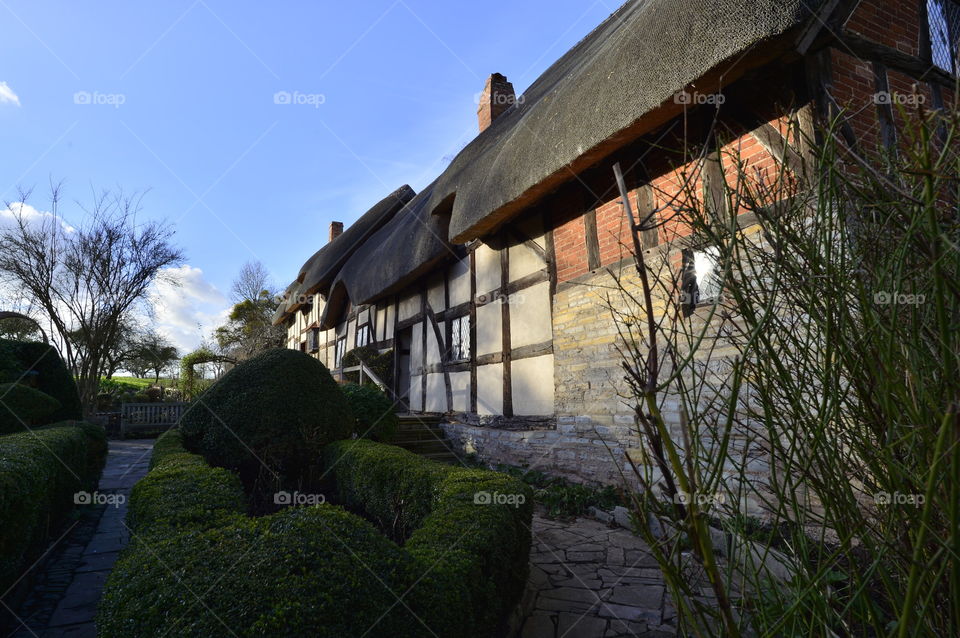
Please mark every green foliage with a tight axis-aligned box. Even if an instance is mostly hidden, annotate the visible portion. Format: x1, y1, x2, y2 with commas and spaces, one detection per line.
180, 348, 354, 491
99, 378, 143, 396
0, 422, 107, 595
493, 464, 624, 519
149, 428, 187, 469
0, 382, 61, 433
100, 442, 424, 637
340, 383, 398, 442
0, 339, 82, 421
323, 439, 533, 637
213, 291, 284, 359
342, 346, 394, 386
128, 453, 247, 538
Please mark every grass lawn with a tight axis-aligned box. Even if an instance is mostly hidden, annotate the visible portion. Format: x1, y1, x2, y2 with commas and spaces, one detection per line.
106, 376, 177, 388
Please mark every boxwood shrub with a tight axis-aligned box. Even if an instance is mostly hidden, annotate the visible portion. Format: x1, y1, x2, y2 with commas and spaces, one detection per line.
0, 339, 82, 422
340, 383, 398, 443
0, 382, 62, 433
323, 439, 534, 637
100, 439, 425, 637
179, 348, 353, 488
0, 421, 107, 595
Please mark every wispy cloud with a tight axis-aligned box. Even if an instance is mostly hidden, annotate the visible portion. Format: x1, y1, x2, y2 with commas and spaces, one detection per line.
1, 202, 75, 233
149, 264, 231, 353
0, 81, 21, 106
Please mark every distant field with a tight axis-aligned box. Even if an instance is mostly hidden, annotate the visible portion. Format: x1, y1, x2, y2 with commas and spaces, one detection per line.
106, 376, 177, 388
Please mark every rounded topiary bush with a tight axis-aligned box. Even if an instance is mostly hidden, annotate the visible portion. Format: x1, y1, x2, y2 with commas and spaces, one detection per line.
341, 383, 398, 442
0, 383, 61, 434
98, 505, 424, 637
179, 348, 354, 486
0, 339, 81, 422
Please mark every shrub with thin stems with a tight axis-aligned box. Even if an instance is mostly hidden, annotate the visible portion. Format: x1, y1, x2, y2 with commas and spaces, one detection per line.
607, 102, 959, 637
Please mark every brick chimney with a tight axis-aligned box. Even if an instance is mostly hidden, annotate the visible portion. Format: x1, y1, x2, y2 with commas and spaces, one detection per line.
329, 221, 343, 243
477, 73, 515, 133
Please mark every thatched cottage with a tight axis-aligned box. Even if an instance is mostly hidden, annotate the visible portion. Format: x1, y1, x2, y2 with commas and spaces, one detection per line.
274, 0, 955, 487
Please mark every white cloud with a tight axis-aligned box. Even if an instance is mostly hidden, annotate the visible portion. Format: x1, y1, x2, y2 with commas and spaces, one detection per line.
0, 81, 20, 107
1, 202, 76, 233
148, 265, 231, 353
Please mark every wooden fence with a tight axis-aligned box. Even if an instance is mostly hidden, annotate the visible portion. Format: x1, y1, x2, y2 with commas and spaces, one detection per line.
120, 402, 188, 437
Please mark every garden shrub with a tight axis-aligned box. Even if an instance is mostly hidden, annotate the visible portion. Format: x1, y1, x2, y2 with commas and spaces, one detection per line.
179, 348, 354, 488
0, 382, 61, 433
342, 346, 394, 386
0, 421, 107, 595
323, 439, 533, 637
340, 383, 398, 442
100, 442, 424, 637
0, 339, 82, 422
148, 428, 187, 469
128, 451, 246, 538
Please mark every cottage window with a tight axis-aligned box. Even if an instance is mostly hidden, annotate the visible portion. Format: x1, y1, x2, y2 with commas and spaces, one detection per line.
449, 315, 470, 361
680, 247, 723, 313
929, 0, 960, 74
356, 323, 372, 349
334, 336, 347, 368
307, 327, 320, 353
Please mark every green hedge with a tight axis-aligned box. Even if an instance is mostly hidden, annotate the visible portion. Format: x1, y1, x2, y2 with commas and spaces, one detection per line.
0, 339, 82, 422
128, 430, 246, 537
100, 438, 424, 637
323, 439, 534, 637
0, 382, 62, 434
179, 348, 353, 489
340, 383, 398, 443
0, 421, 107, 595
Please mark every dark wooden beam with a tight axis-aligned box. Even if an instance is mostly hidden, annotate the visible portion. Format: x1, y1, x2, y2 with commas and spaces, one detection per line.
500, 232, 513, 417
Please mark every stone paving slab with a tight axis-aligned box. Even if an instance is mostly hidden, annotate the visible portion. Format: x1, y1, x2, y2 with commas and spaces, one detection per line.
518, 514, 677, 638
9, 439, 154, 637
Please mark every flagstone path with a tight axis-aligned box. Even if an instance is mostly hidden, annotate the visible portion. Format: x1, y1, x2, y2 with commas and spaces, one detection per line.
519, 515, 677, 638
9, 439, 153, 638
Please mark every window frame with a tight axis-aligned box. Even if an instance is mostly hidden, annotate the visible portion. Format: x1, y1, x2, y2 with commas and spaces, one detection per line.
355, 322, 372, 349
334, 336, 347, 368
448, 314, 471, 362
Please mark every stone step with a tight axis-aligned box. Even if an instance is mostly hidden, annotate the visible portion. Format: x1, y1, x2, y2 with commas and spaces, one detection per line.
394, 438, 456, 455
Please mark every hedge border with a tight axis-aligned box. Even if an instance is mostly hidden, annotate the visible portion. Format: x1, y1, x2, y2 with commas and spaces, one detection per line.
0, 421, 107, 595
323, 439, 534, 637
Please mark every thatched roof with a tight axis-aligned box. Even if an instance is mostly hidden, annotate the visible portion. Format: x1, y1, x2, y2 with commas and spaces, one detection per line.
277, 0, 819, 323
320, 181, 453, 324
433, 0, 818, 242
299, 184, 415, 296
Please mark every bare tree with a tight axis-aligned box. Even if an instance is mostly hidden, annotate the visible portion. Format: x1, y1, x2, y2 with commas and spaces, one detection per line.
230, 260, 274, 303
0, 184, 184, 414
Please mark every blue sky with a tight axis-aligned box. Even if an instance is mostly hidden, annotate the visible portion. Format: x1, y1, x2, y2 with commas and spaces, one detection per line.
0, 0, 616, 351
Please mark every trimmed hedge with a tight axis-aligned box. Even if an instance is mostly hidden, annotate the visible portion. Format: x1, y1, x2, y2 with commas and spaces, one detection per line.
0, 382, 61, 434
100, 438, 424, 637
323, 439, 534, 637
0, 421, 107, 595
179, 348, 353, 486
340, 383, 398, 442
0, 339, 82, 422
148, 428, 187, 470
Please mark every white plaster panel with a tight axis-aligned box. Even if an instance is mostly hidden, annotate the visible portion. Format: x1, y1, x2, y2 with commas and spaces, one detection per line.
426, 320, 442, 366
410, 322, 423, 374
475, 242, 501, 296
476, 302, 502, 356
477, 363, 503, 415
510, 281, 552, 349
450, 371, 470, 412
398, 292, 420, 321
511, 354, 555, 415
427, 274, 446, 312
448, 258, 471, 306
410, 374, 423, 412
425, 373, 446, 412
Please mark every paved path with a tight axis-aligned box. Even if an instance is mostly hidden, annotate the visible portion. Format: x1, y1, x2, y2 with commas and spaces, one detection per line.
11, 439, 153, 638
519, 515, 677, 638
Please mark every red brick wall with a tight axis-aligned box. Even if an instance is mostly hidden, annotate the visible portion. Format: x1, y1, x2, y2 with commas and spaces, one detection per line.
846, 0, 921, 56
553, 215, 588, 282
